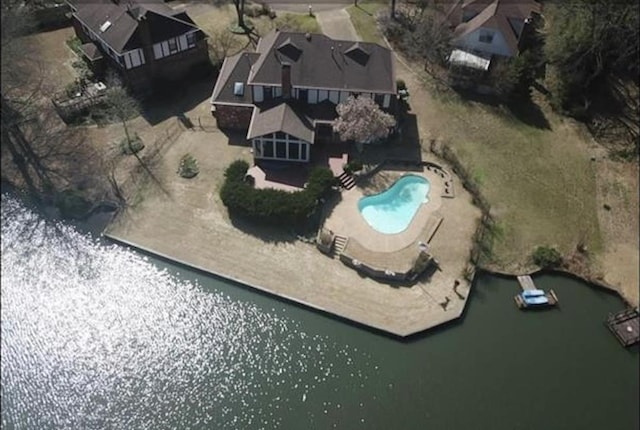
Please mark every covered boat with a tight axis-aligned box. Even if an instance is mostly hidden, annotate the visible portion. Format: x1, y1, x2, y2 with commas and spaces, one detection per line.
515, 289, 558, 309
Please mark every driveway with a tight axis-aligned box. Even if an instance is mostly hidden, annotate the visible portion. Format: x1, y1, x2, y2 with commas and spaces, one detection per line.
315, 7, 360, 41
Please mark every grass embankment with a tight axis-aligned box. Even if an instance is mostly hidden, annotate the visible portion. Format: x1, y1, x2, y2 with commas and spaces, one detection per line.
432, 92, 602, 271
346, 2, 386, 45
348, 7, 603, 273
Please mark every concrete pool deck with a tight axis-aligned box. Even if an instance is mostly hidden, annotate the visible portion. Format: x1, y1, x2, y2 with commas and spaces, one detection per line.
324, 168, 445, 253
103, 128, 482, 337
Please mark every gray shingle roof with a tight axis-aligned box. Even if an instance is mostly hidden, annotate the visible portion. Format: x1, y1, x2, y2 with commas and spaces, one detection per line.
247, 101, 315, 142
79, 42, 103, 61
248, 31, 395, 94
71, 0, 201, 54
211, 52, 260, 106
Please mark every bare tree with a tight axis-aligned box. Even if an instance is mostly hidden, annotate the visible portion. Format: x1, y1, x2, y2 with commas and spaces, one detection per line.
103, 87, 141, 154
208, 27, 240, 67
209, 0, 246, 29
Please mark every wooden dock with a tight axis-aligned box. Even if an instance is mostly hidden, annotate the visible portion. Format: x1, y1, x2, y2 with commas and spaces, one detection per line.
517, 275, 537, 291
606, 308, 639, 347
514, 275, 558, 309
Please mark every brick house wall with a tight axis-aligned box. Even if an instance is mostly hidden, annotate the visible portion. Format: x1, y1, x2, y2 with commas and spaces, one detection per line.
214, 105, 253, 130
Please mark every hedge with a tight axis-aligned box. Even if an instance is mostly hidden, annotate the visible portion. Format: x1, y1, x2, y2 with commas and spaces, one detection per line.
532, 245, 562, 268
220, 160, 336, 227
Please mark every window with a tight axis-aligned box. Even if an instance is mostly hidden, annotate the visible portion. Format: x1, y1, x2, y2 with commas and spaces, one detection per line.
383, 94, 391, 108
186, 32, 197, 48
264, 86, 273, 100
167, 38, 178, 54
253, 140, 262, 157
254, 135, 309, 161
299, 89, 308, 101
153, 43, 164, 59
289, 142, 299, 160
308, 89, 318, 104
263, 141, 274, 158
275, 132, 286, 140
479, 30, 494, 44
374, 94, 384, 106
253, 86, 264, 102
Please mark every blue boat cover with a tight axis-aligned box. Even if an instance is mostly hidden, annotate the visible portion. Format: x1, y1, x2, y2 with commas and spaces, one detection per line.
523, 295, 549, 305
522, 289, 546, 298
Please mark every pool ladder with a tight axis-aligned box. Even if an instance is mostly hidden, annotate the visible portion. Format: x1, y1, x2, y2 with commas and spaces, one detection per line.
337, 171, 356, 190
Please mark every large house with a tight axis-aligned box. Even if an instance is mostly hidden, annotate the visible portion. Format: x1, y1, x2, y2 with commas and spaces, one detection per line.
446, 0, 541, 58
67, 0, 209, 92
211, 30, 396, 163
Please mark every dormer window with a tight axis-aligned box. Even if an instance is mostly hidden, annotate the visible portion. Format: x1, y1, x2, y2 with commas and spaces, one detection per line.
277, 38, 302, 61
344, 43, 370, 66
479, 30, 494, 44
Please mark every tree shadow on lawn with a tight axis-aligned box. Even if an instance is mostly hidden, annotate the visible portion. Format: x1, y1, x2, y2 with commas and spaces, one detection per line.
452, 88, 552, 130
140, 69, 217, 126
359, 112, 423, 165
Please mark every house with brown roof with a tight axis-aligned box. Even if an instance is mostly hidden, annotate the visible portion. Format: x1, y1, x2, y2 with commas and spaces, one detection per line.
67, 0, 209, 93
446, 0, 541, 59
211, 30, 396, 164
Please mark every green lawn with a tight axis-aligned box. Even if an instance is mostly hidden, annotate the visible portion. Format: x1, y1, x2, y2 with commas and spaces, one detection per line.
348, 6, 603, 271
66, 36, 82, 56
346, 3, 386, 45
433, 93, 603, 270
271, 12, 321, 34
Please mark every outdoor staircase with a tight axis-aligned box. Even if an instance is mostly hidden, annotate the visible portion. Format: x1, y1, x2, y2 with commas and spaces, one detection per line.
337, 171, 356, 190
332, 235, 348, 259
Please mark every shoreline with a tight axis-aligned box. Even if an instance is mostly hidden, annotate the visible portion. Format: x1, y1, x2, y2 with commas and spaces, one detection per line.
5, 170, 633, 341
2, 165, 634, 340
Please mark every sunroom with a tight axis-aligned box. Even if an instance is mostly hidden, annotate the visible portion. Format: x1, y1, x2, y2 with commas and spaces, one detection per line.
247, 102, 315, 163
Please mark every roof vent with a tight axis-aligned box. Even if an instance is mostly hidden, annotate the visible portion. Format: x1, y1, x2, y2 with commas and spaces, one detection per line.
233, 82, 244, 96
99, 20, 112, 33
305, 33, 311, 41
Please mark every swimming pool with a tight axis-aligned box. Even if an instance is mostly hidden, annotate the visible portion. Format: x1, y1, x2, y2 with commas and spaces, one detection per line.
358, 175, 430, 234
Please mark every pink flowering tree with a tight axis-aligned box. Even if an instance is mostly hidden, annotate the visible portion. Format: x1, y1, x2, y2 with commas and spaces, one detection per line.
332, 96, 396, 149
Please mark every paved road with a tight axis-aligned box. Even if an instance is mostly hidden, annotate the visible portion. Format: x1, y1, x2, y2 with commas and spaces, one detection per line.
267, 1, 353, 12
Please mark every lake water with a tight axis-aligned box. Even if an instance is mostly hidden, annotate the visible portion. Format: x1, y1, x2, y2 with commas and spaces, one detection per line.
1, 192, 638, 429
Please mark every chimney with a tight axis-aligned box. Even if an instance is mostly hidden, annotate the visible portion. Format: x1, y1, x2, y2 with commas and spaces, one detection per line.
281, 62, 291, 99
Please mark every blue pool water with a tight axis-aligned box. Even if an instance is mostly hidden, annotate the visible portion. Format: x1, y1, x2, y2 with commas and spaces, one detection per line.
358, 175, 430, 234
